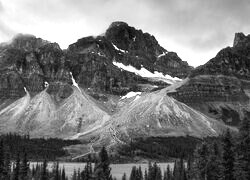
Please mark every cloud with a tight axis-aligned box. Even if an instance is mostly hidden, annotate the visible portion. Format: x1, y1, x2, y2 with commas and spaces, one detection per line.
0, 1, 3, 13
0, 0, 249, 67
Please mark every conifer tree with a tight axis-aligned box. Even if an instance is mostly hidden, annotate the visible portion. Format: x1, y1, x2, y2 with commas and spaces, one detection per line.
53, 162, 60, 180
166, 165, 171, 180
122, 173, 127, 180
207, 142, 222, 180
193, 142, 209, 180
137, 166, 143, 180
0, 140, 4, 179
94, 146, 112, 180
4, 151, 11, 180
234, 116, 250, 180
20, 151, 29, 180
41, 159, 48, 180
129, 166, 137, 180
144, 169, 148, 180
62, 166, 66, 180
77, 168, 81, 180
155, 166, 162, 180
222, 129, 235, 180
13, 152, 21, 180
72, 169, 77, 180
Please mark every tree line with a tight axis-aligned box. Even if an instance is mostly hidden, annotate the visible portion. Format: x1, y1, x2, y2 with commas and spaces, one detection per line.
0, 133, 81, 160
127, 116, 249, 180
0, 115, 249, 180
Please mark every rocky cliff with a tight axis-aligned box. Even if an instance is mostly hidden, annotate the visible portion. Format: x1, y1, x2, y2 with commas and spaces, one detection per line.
168, 33, 250, 125
0, 22, 193, 103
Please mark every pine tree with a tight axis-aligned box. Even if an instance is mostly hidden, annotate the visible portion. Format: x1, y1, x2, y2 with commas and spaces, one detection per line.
53, 162, 60, 180
186, 156, 192, 180
41, 159, 48, 180
77, 168, 81, 180
72, 169, 77, 180
84, 156, 92, 180
147, 162, 153, 180
4, 151, 11, 180
0, 140, 4, 179
222, 129, 235, 180
166, 165, 171, 180
193, 142, 209, 180
122, 173, 127, 180
207, 142, 222, 180
62, 166, 66, 180
179, 157, 185, 180
155, 166, 162, 180
234, 116, 250, 180
13, 152, 21, 180
94, 146, 112, 180
137, 166, 143, 180
129, 166, 137, 180
20, 151, 29, 180
144, 169, 148, 180
173, 160, 179, 180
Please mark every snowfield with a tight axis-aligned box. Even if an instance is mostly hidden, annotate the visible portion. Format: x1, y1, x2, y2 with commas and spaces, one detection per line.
113, 61, 181, 84
158, 51, 168, 58
70, 72, 81, 92
112, 43, 128, 53
121, 92, 141, 100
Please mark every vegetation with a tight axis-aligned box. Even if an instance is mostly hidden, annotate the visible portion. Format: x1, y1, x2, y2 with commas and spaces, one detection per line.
0, 115, 249, 180
0, 133, 81, 161
115, 136, 202, 162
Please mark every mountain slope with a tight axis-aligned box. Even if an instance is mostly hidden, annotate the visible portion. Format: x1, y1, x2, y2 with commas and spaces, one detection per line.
168, 33, 250, 125
74, 88, 234, 154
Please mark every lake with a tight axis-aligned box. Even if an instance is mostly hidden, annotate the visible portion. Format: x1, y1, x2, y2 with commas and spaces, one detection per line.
30, 162, 174, 179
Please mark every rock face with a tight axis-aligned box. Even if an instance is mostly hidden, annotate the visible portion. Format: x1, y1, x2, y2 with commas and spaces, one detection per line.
0, 22, 196, 138
168, 33, 250, 125
104, 22, 192, 78
0, 22, 192, 102
67, 21, 192, 94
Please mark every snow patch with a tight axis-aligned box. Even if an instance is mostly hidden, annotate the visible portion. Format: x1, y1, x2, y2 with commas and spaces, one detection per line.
133, 36, 136, 41
44, 81, 49, 88
121, 92, 141, 100
112, 43, 128, 53
97, 52, 105, 57
70, 72, 81, 92
24, 87, 28, 93
133, 95, 141, 101
113, 61, 181, 84
158, 51, 168, 58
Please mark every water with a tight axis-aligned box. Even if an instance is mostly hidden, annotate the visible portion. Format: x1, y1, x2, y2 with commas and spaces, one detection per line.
30, 162, 174, 179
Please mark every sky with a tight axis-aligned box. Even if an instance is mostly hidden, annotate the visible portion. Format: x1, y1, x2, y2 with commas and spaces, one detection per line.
0, 0, 250, 67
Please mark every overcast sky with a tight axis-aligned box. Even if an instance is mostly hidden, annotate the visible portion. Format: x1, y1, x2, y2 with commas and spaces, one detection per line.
0, 0, 250, 67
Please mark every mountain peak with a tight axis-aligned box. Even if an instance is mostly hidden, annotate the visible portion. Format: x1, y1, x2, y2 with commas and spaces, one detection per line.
108, 21, 128, 29
233, 32, 250, 47
6, 33, 50, 51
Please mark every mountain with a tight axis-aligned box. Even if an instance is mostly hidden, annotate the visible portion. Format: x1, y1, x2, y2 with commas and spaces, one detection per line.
66, 21, 193, 94
0, 22, 235, 158
168, 33, 250, 126
77, 88, 232, 144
